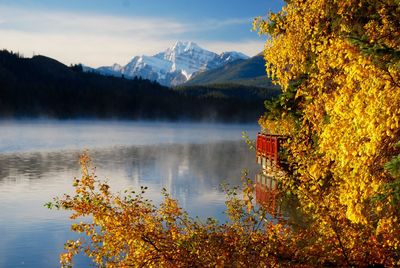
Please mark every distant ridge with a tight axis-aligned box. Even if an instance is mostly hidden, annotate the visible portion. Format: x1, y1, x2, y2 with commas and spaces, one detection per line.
183, 54, 277, 88
92, 41, 249, 87
0, 49, 273, 122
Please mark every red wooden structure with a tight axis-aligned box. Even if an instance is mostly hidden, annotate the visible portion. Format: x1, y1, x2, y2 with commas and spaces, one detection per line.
256, 133, 286, 168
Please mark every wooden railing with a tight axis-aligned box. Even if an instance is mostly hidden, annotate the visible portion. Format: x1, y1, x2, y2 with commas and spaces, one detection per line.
256, 133, 286, 168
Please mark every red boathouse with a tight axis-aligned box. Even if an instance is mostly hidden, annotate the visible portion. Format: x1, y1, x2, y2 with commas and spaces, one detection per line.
255, 132, 287, 218
256, 133, 286, 169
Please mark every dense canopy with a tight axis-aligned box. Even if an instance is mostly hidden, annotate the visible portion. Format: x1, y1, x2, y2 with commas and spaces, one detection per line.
52, 0, 400, 267
256, 0, 400, 265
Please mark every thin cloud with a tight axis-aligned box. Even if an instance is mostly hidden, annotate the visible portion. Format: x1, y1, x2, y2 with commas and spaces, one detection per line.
0, 29, 176, 67
194, 17, 253, 31
201, 40, 265, 57
0, 5, 264, 67
0, 6, 188, 37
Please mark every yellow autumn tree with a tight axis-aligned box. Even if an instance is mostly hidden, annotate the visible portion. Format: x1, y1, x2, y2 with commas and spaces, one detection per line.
50, 154, 301, 267
51, 1, 400, 267
256, 0, 400, 265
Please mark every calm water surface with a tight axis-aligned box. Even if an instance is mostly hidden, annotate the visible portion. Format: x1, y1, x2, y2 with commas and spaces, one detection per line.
0, 120, 259, 267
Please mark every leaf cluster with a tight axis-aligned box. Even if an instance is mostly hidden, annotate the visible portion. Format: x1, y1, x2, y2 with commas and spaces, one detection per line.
255, 0, 400, 266
50, 154, 303, 268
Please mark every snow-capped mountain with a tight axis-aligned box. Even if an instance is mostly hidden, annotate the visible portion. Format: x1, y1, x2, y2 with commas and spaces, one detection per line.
96, 63, 122, 76
95, 41, 249, 86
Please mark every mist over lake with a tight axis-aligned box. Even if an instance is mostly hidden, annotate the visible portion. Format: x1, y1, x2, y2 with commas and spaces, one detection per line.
0, 120, 259, 267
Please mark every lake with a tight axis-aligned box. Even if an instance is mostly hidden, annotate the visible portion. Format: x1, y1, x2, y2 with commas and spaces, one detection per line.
0, 120, 259, 267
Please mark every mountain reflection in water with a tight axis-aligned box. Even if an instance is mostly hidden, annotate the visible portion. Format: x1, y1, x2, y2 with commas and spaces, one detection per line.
0, 141, 257, 267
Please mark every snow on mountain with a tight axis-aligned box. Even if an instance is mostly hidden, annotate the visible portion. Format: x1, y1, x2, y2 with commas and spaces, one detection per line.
94, 41, 249, 87
97, 63, 123, 77
154, 41, 218, 79
110, 63, 122, 72
123, 55, 171, 80
218, 51, 249, 63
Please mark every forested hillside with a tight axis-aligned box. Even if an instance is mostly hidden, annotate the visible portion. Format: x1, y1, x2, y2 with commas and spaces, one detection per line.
0, 50, 275, 122
174, 83, 280, 100
184, 54, 277, 88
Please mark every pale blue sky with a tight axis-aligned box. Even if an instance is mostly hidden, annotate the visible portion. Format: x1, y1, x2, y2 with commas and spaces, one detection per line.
0, 0, 284, 67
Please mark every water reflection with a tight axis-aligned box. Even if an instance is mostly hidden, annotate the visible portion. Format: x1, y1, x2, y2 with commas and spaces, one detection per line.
255, 173, 282, 218
0, 139, 257, 267
0, 142, 256, 198
255, 173, 309, 228
0, 120, 258, 154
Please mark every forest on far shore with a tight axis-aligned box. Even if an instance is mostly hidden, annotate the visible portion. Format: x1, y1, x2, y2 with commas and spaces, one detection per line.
0, 50, 280, 122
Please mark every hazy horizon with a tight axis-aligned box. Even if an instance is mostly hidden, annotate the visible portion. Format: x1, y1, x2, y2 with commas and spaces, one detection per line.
0, 0, 284, 67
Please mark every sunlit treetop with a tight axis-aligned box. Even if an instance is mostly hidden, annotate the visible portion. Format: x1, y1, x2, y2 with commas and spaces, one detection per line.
51, 1, 400, 267
255, 0, 400, 264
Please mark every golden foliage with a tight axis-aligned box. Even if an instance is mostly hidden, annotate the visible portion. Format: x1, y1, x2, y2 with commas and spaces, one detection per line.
256, 0, 400, 266
50, 1, 400, 266
52, 152, 399, 267
50, 156, 305, 267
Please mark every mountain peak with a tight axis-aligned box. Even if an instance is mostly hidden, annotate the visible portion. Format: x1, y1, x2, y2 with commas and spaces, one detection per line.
93, 41, 249, 87
171, 41, 201, 52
